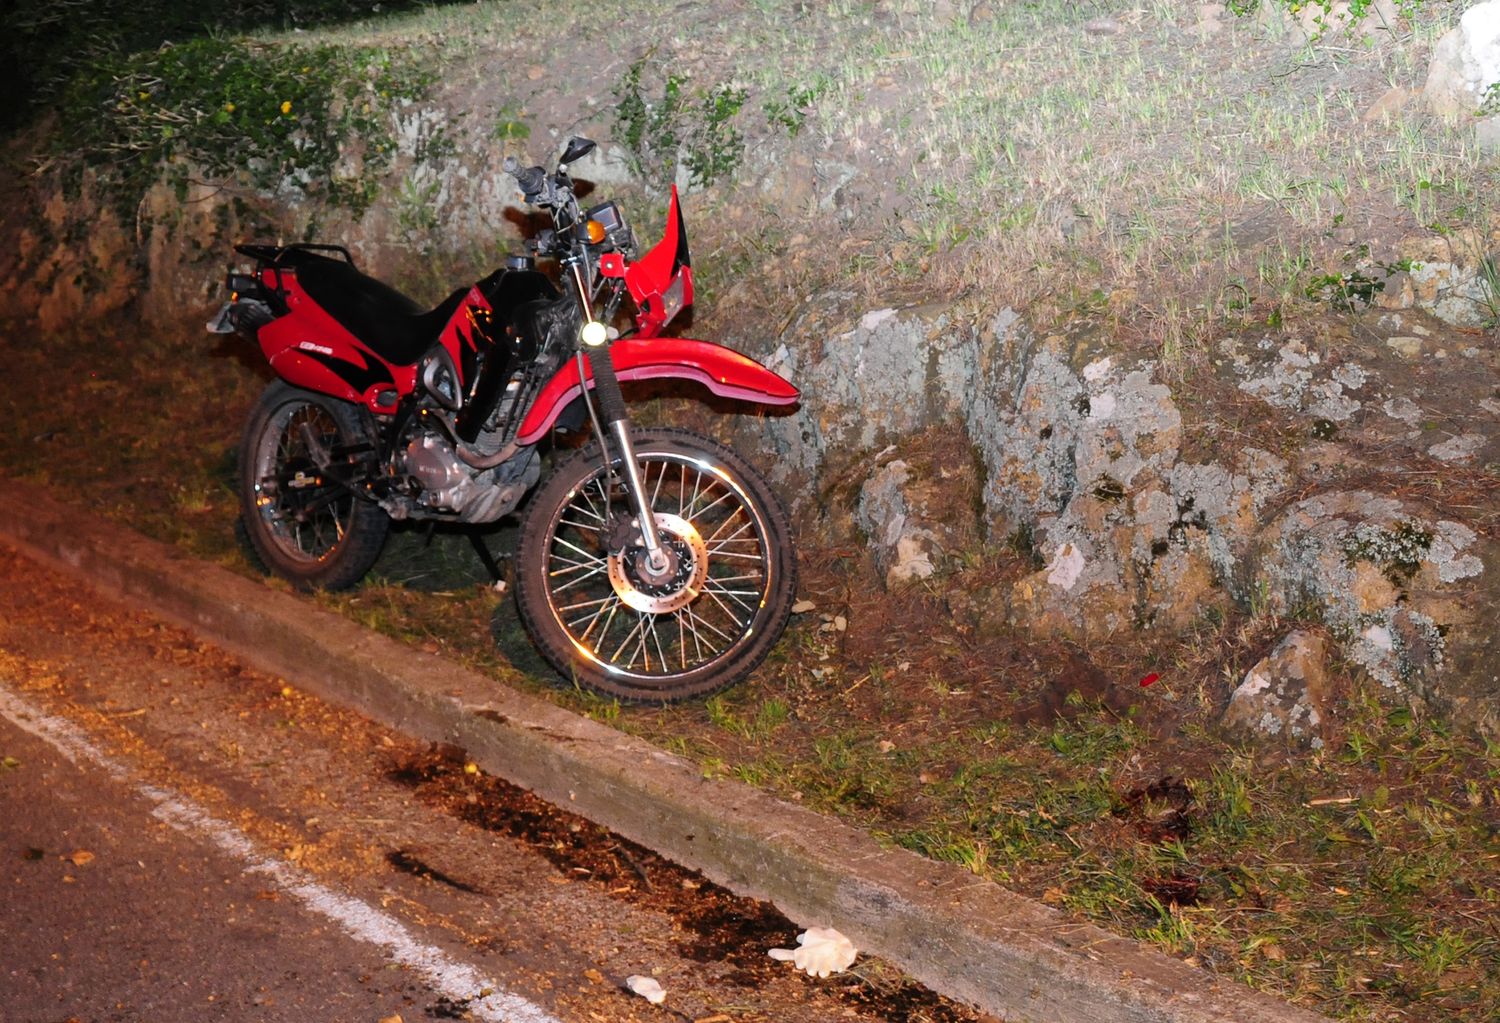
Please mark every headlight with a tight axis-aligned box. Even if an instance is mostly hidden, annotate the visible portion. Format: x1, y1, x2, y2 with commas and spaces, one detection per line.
580, 320, 609, 347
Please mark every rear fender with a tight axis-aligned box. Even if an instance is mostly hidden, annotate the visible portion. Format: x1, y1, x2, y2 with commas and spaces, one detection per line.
256, 272, 414, 414
515, 337, 798, 446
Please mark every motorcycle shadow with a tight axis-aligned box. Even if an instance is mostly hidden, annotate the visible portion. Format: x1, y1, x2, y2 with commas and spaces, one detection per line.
372, 519, 556, 681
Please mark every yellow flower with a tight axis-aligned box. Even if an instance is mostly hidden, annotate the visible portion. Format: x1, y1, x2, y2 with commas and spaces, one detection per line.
224, 102, 235, 113
280, 100, 292, 115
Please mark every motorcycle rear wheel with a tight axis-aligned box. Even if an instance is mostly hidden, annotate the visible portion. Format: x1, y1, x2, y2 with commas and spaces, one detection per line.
514, 427, 795, 703
238, 381, 389, 591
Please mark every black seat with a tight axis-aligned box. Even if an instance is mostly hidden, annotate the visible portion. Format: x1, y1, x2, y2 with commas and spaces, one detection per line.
248, 246, 464, 367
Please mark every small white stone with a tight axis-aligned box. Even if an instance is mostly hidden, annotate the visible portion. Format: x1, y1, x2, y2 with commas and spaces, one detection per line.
625, 976, 666, 1005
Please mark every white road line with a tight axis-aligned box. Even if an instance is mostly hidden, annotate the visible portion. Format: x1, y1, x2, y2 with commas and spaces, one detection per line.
0, 682, 563, 1023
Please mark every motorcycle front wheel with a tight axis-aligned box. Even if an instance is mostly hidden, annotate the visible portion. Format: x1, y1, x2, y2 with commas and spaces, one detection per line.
514, 427, 796, 703
238, 380, 389, 591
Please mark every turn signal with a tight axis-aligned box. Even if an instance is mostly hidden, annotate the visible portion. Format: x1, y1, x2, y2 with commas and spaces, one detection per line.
584, 219, 607, 244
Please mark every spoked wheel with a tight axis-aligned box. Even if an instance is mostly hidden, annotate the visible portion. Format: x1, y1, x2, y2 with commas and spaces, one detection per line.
515, 427, 796, 703
238, 380, 388, 591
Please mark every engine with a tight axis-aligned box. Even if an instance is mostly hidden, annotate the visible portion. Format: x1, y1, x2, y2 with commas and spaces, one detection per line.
398, 429, 537, 523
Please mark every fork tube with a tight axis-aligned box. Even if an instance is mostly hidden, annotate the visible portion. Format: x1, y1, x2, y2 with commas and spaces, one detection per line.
586, 346, 668, 572
569, 257, 667, 571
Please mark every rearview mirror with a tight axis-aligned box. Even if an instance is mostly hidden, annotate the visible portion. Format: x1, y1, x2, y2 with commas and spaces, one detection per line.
559, 136, 597, 166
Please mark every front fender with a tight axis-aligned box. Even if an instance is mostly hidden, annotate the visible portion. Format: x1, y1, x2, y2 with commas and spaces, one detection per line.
515, 337, 799, 446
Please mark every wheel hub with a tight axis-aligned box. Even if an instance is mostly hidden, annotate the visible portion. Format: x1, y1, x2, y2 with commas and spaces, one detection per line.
607, 513, 708, 614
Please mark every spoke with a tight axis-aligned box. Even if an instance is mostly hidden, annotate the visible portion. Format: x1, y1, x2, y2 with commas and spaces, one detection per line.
689, 487, 736, 523
704, 583, 755, 621
547, 551, 608, 575
610, 613, 651, 668
684, 606, 737, 648
646, 613, 670, 672
559, 594, 613, 617
704, 572, 765, 586
706, 515, 755, 549
687, 469, 705, 518
675, 608, 706, 665
703, 579, 759, 613
704, 549, 765, 562
572, 483, 607, 525
650, 460, 668, 509
557, 516, 605, 532
576, 594, 622, 645
552, 535, 605, 564
551, 565, 610, 594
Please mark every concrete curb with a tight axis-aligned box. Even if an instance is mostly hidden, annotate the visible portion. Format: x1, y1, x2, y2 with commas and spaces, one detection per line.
0, 479, 1330, 1023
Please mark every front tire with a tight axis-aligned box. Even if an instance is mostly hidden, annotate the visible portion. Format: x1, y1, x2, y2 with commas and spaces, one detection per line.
238, 381, 389, 591
515, 427, 796, 703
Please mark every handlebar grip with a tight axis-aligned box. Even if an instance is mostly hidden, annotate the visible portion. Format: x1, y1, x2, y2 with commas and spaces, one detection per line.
509, 163, 547, 199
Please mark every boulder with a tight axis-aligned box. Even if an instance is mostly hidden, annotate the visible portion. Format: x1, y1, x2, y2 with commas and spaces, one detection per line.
1253, 493, 1487, 701
1423, 0, 1500, 121
1222, 631, 1331, 746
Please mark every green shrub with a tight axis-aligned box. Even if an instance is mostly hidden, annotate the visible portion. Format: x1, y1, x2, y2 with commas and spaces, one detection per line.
3, 0, 467, 132
57, 37, 432, 215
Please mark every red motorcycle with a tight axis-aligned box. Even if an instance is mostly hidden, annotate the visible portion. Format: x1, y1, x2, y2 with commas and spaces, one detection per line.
208, 137, 798, 702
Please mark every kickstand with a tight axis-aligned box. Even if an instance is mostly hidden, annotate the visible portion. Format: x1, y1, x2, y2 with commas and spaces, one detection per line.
468, 531, 509, 590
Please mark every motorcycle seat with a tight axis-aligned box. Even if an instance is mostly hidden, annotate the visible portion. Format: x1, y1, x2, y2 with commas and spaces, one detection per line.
288, 251, 467, 367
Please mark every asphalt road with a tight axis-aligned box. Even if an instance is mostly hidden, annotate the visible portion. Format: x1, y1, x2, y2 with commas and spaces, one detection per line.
0, 543, 938, 1023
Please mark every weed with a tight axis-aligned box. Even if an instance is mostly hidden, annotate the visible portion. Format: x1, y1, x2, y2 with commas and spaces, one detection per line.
613, 56, 747, 188
1304, 246, 1415, 311
763, 78, 829, 138
491, 105, 531, 142
395, 174, 442, 250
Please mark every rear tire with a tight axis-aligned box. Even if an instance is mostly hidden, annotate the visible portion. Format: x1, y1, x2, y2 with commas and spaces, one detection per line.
514, 427, 795, 703
238, 381, 388, 591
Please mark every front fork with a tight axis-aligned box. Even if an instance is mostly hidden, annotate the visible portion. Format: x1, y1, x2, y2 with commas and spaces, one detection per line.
568, 260, 669, 573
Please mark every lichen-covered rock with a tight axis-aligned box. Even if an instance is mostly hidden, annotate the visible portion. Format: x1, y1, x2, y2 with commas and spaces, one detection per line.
1222, 631, 1331, 747
856, 459, 943, 587
967, 319, 1286, 635
1392, 228, 1500, 327
761, 298, 978, 479
1221, 336, 1369, 421
1253, 493, 1486, 698
761, 292, 1497, 732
